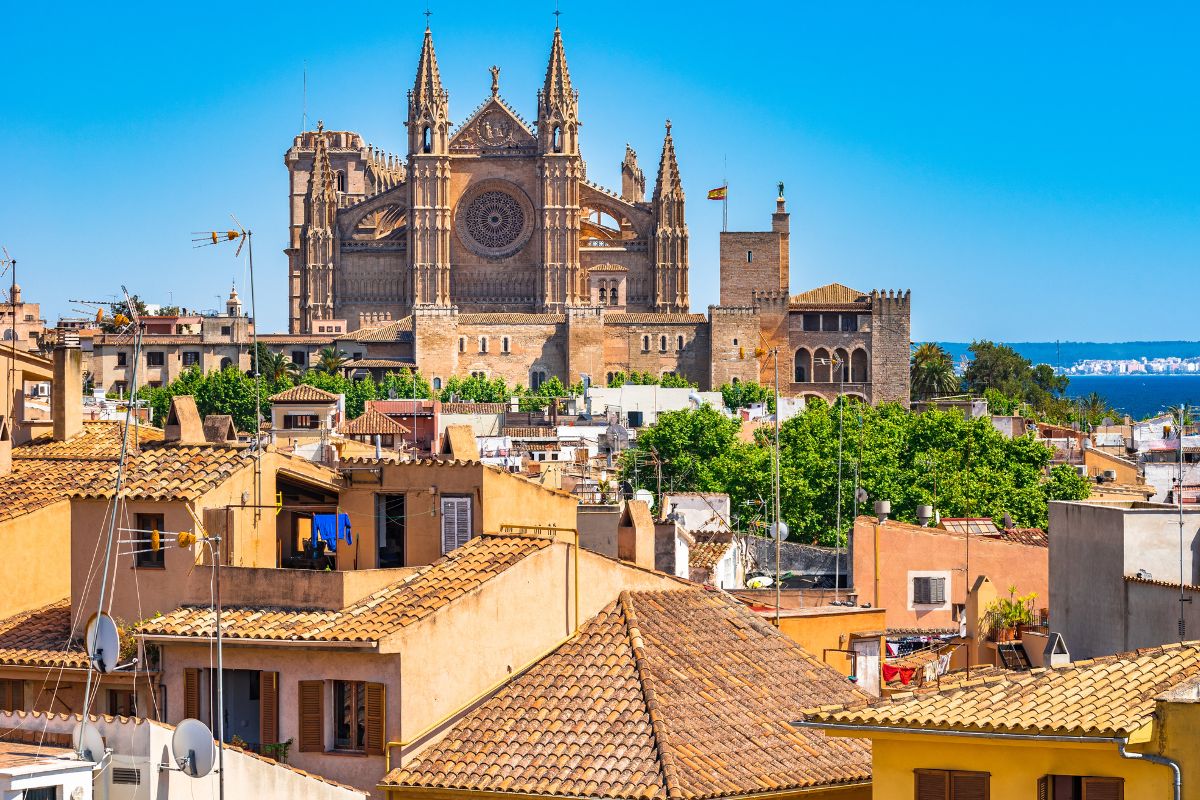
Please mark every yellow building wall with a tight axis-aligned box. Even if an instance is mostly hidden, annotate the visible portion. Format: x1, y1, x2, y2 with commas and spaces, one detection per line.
0, 500, 72, 617
775, 609, 887, 679
1157, 699, 1200, 800
865, 732, 1168, 799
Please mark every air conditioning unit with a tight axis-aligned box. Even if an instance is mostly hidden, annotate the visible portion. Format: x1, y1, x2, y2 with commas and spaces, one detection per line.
1101, 469, 1118, 483
35, 383, 49, 397
1074, 465, 1088, 478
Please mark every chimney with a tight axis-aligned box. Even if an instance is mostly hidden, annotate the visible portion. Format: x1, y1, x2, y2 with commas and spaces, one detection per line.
52, 336, 83, 442
164, 396, 206, 443
0, 416, 11, 476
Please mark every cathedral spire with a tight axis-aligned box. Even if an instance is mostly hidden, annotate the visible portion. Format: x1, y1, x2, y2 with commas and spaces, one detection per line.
653, 120, 684, 202
309, 121, 337, 220
407, 26, 450, 155
537, 26, 579, 155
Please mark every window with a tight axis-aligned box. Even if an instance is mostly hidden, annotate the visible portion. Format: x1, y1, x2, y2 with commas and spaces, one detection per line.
479, 337, 488, 354
291, 350, 307, 366
642, 336, 650, 352
352, 352, 362, 360
283, 414, 320, 430
220, 357, 233, 370
0, 679, 23, 712
746, 250, 754, 263
458, 337, 466, 353
432, 377, 442, 390
135, 513, 166, 569
677, 335, 684, 351
336, 170, 346, 192
914, 769, 990, 799
913, 576, 946, 605
659, 336, 667, 352
108, 688, 136, 717
441, 496, 472, 554
794, 348, 811, 383
470, 371, 486, 379
182, 351, 200, 368
21, 788, 55, 800
553, 125, 562, 152
1039, 775, 1124, 799
732, 338, 739, 347
609, 287, 618, 305
23, 314, 33, 322
841, 314, 859, 332
821, 313, 839, 331
599, 286, 608, 303
376, 494, 405, 568
531, 370, 547, 390
116, 352, 128, 367
221, 325, 232, 336
502, 336, 510, 353
423, 126, 432, 153
802, 313, 820, 332
333, 680, 367, 751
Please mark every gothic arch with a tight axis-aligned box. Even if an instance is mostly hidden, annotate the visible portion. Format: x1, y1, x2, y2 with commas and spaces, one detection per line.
350, 204, 407, 241
813, 348, 832, 382
337, 185, 409, 238
851, 348, 869, 382
834, 347, 851, 382
793, 347, 811, 383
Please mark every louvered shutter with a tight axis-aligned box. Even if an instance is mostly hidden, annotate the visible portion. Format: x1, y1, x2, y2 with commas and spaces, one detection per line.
914, 577, 930, 605
364, 683, 386, 755
259, 672, 279, 748
951, 771, 990, 800
10, 681, 22, 712
183, 668, 200, 720
441, 497, 472, 554
915, 769, 948, 800
1037, 777, 1048, 800
1082, 778, 1124, 800
298, 680, 324, 752
931, 577, 946, 604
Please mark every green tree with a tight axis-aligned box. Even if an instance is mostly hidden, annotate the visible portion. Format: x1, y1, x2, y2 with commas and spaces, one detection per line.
910, 342, 961, 400
659, 373, 697, 388
314, 346, 349, 375
100, 295, 150, 332
256, 348, 301, 382
438, 374, 511, 403
719, 381, 773, 412
379, 368, 433, 400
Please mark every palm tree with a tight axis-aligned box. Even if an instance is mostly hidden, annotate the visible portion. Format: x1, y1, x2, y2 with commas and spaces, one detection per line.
315, 346, 349, 375
910, 343, 960, 401
258, 350, 301, 382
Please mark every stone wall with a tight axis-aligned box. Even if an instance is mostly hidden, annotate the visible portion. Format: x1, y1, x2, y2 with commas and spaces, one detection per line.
708, 306, 762, 389
869, 290, 912, 406
720, 230, 787, 307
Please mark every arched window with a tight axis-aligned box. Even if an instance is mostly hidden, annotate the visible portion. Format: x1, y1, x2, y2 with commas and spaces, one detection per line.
677, 335, 684, 351
336, 171, 346, 192
432, 377, 442, 390
220, 357, 233, 371
851, 348, 869, 382
813, 348, 831, 382
531, 370, 547, 390
422, 126, 432, 153
794, 348, 811, 383
835, 348, 851, 382
605, 372, 615, 385
659, 336, 667, 352
599, 286, 607, 303
471, 371, 486, 379
731, 377, 740, 385
642, 336, 650, 352
502, 336, 510, 354
552, 126, 562, 152
479, 337, 488, 354
609, 286, 618, 305
458, 337, 465, 353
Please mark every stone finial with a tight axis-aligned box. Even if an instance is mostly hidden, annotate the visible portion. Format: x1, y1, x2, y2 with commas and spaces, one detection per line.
490, 65, 500, 96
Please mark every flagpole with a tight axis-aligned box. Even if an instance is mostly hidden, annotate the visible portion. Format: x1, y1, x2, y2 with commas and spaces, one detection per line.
722, 155, 728, 233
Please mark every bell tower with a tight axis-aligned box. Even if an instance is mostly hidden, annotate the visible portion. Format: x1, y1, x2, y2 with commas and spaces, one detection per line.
406, 26, 452, 307
536, 25, 584, 311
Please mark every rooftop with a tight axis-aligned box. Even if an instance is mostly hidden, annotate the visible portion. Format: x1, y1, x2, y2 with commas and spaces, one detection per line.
803, 640, 1200, 738
14, 420, 164, 461
790, 283, 869, 306
138, 533, 553, 644
0, 601, 87, 670
269, 384, 340, 403
383, 588, 871, 798
340, 408, 411, 437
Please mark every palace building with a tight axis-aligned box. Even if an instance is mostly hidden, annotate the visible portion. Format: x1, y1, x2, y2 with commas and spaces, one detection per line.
283, 24, 912, 403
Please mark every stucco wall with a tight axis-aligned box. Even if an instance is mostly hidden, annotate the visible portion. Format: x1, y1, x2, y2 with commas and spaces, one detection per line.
1, 499, 72, 617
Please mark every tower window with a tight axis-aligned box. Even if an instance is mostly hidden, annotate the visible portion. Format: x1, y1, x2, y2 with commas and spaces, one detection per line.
659, 336, 667, 352
423, 126, 432, 153
432, 377, 442, 390
479, 337, 488, 354
746, 250, 754, 263
599, 286, 607, 303
677, 335, 684, 351
458, 337, 465, 353
552, 126, 562, 153
336, 171, 346, 192
502, 336, 510, 353
642, 336, 650, 353
732, 338, 739, 346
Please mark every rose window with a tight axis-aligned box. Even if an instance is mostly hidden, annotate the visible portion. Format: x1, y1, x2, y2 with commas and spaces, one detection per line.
463, 191, 524, 250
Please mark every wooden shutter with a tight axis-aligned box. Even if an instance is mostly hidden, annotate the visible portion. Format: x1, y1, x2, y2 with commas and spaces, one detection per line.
259, 671, 279, 748
298, 680, 324, 752
1037, 777, 1048, 800
932, 577, 947, 604
364, 683, 386, 755
915, 769, 948, 800
914, 577, 930, 605
1082, 778, 1124, 800
9, 681, 20, 712
950, 771, 990, 800
183, 668, 200, 720
441, 497, 471, 554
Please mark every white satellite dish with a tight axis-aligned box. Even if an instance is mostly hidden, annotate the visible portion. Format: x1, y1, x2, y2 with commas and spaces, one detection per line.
770, 520, 789, 541
85, 613, 120, 674
71, 721, 105, 762
171, 718, 217, 778
633, 488, 654, 506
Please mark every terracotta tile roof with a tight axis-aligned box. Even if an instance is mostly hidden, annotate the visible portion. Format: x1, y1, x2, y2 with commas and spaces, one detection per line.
268, 384, 339, 403
985, 527, 1049, 548
789, 283, 869, 306
0, 739, 75, 770
138, 534, 552, 643
343, 358, 415, 369
340, 317, 414, 342
369, 400, 434, 416
442, 402, 507, 414
805, 641, 1200, 737
14, 421, 164, 461
687, 535, 733, 571
69, 445, 254, 502
457, 313, 565, 325
506, 426, 556, 438
384, 589, 871, 798
340, 408, 411, 436
1125, 574, 1200, 593
604, 313, 708, 325
0, 601, 88, 670
0, 460, 108, 521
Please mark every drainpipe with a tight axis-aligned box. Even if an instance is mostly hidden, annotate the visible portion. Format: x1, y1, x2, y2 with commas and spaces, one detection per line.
1118, 738, 1181, 800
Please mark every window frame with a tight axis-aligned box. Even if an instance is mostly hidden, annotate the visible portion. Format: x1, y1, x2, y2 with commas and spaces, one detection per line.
440, 495, 473, 555
914, 768, 991, 800
332, 679, 367, 753
134, 512, 166, 569
913, 576, 947, 605
116, 351, 128, 367
182, 351, 200, 368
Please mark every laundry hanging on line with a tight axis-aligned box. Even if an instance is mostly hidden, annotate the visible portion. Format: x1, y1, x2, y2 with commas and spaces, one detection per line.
312, 513, 353, 553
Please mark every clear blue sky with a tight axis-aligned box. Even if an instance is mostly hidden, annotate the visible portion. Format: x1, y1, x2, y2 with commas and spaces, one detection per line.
3, 2, 1197, 341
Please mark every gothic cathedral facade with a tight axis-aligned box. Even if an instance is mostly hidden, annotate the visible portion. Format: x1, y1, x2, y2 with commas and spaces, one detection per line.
284, 26, 912, 404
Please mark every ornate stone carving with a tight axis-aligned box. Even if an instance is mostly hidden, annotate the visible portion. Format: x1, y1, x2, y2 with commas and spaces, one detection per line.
455, 180, 534, 259
450, 100, 536, 153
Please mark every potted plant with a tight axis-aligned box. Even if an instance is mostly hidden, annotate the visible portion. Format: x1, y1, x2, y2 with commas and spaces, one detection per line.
983, 585, 1038, 642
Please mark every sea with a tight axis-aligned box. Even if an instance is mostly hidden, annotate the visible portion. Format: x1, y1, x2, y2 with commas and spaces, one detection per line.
1063, 375, 1200, 421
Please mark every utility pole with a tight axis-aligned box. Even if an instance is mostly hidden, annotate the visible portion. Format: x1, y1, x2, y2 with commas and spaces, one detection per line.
773, 349, 782, 623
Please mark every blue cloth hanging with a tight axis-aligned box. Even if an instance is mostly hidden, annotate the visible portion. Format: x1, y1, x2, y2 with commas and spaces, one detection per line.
312, 513, 352, 553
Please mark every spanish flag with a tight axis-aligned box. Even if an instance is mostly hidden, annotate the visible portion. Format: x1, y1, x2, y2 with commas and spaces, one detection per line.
707, 185, 727, 201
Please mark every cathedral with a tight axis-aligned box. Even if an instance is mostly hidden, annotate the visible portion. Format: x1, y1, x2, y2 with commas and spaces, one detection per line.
284, 25, 912, 404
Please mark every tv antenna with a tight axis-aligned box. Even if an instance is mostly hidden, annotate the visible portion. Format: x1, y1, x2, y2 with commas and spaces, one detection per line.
192, 216, 262, 531
0, 247, 14, 430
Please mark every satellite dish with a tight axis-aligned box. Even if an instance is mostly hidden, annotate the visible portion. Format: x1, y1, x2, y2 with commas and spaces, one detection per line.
85, 613, 120, 674
71, 721, 105, 762
171, 718, 217, 778
855, 487, 869, 504
633, 488, 654, 506
770, 520, 789, 541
